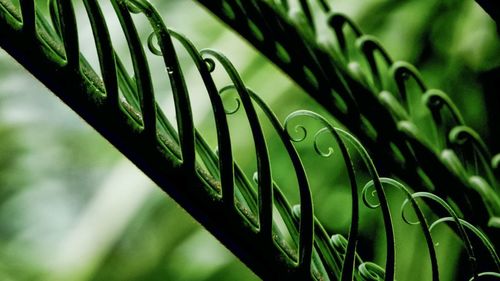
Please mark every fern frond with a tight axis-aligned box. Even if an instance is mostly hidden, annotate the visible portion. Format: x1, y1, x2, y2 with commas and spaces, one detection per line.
1, 0, 499, 280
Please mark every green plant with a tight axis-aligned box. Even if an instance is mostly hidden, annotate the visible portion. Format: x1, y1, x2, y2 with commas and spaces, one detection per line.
0, 0, 498, 280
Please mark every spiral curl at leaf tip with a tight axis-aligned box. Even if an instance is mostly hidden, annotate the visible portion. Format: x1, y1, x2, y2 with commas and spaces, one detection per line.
147, 32, 162, 56
449, 126, 473, 146
313, 128, 334, 157
284, 120, 308, 142
356, 35, 392, 63
449, 126, 490, 160
219, 86, 242, 115
422, 89, 465, 125
204, 58, 216, 72
330, 234, 347, 247
357, 262, 385, 281
400, 199, 421, 226
284, 110, 340, 144
449, 127, 493, 180
361, 181, 381, 209
423, 91, 445, 110
330, 234, 348, 255
391, 61, 425, 85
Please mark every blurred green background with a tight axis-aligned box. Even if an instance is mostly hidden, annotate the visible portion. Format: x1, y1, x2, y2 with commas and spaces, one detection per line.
0, 0, 498, 280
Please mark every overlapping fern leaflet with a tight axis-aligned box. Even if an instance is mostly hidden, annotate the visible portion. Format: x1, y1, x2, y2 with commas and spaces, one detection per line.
0, 0, 499, 280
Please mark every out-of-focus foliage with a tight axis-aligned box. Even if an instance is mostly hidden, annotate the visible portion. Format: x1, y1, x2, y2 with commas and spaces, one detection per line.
337, 0, 500, 142
0, 0, 498, 280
